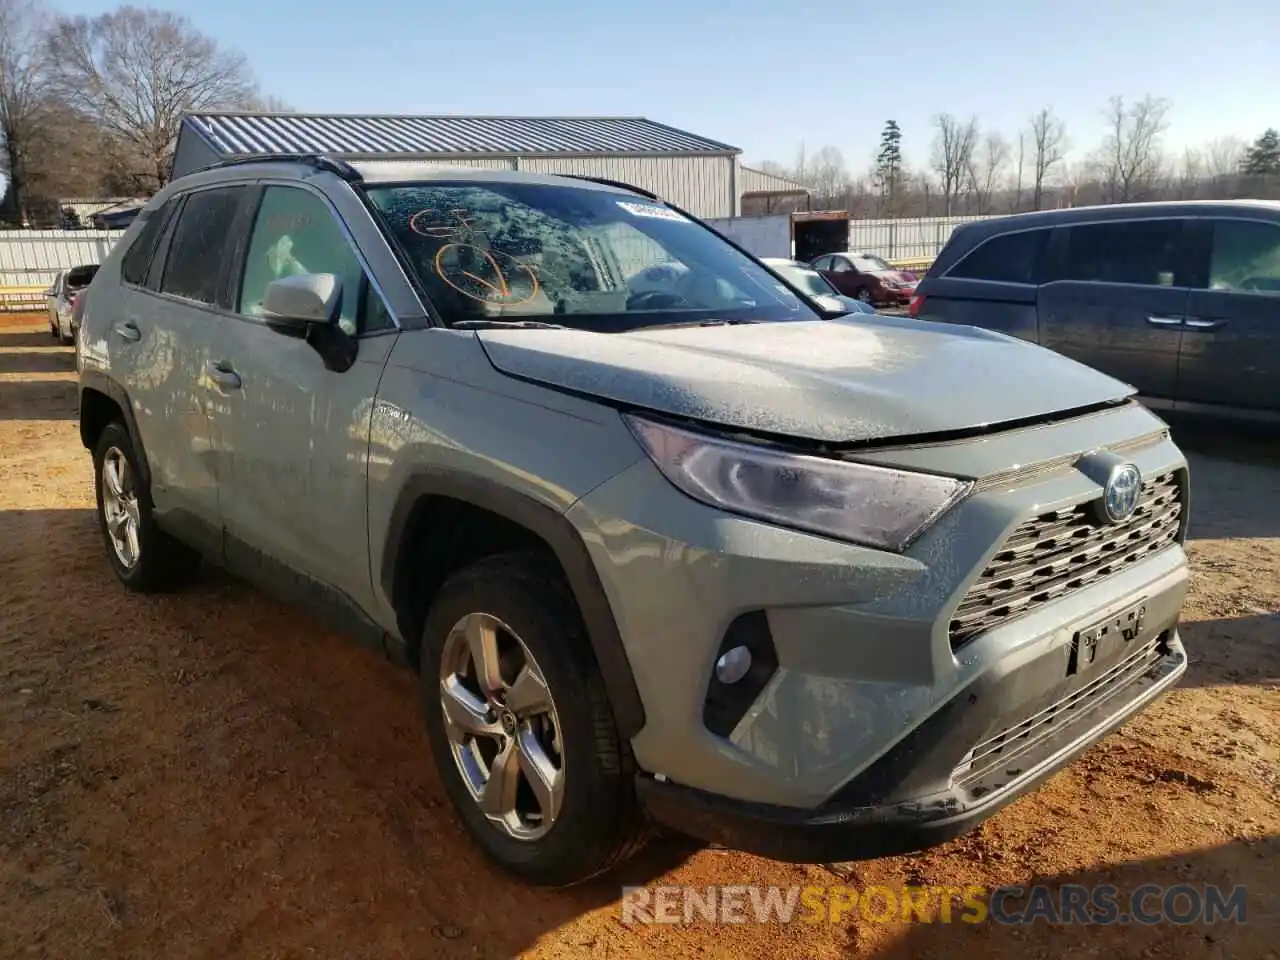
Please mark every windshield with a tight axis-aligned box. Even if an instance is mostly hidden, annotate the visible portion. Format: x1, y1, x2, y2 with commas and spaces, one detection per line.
365, 181, 816, 332
853, 255, 894, 273
771, 262, 836, 298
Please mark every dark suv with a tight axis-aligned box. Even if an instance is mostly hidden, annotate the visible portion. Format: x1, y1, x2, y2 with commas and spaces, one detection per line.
911, 201, 1280, 423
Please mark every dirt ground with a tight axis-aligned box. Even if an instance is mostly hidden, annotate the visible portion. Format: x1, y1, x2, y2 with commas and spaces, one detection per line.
1, 312, 1277, 959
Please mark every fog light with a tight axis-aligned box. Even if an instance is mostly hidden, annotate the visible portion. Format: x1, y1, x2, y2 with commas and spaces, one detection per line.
714, 646, 753, 684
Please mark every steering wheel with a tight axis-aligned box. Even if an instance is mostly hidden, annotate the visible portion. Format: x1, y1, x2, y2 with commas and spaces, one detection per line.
1240, 276, 1280, 292
626, 290, 694, 311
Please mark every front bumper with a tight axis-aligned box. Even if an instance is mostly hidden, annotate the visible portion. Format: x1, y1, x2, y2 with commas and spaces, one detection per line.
639, 624, 1186, 862
568, 401, 1189, 814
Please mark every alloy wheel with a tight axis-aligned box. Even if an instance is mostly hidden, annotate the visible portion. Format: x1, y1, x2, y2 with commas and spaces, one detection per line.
438, 612, 565, 841
101, 447, 142, 568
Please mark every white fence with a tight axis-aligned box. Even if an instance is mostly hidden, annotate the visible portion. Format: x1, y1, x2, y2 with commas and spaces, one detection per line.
0, 229, 125, 289
846, 215, 998, 261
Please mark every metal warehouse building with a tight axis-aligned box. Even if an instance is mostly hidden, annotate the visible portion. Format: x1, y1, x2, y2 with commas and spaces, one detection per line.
171, 112, 747, 219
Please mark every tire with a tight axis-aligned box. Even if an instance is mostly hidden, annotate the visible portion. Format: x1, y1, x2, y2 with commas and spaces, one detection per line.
420, 550, 649, 886
92, 422, 200, 592
856, 287, 873, 304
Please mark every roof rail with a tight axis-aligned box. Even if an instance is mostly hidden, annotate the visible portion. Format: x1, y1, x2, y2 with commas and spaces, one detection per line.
194, 153, 363, 181
558, 174, 660, 201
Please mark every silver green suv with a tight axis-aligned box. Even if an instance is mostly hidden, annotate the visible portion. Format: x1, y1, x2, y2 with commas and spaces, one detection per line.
76, 156, 1191, 886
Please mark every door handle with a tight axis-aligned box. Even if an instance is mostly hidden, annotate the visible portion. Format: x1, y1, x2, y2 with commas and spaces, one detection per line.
1183, 317, 1226, 330
205, 361, 242, 391
1145, 315, 1183, 327
113, 320, 141, 341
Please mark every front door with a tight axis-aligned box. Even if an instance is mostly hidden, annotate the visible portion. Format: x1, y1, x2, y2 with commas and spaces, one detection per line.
1178, 216, 1280, 413
1037, 218, 1191, 399
209, 183, 398, 608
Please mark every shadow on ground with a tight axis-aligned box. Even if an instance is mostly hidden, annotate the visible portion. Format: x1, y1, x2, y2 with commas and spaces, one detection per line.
0, 507, 698, 960
869, 837, 1279, 959
0, 328, 61, 349
0, 348, 76, 375
1177, 613, 1280, 690
0, 379, 78, 420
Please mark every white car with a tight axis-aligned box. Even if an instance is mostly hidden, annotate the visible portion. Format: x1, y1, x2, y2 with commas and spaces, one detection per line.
44, 264, 99, 344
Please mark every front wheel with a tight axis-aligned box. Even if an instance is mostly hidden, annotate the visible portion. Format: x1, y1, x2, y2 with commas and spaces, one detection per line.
420, 551, 649, 886
856, 287, 873, 304
92, 422, 200, 591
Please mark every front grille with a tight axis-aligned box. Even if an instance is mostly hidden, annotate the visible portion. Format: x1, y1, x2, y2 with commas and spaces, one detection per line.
950, 471, 1183, 651
954, 633, 1171, 793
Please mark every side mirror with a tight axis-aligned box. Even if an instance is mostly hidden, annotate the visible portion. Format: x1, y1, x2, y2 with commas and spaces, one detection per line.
262, 273, 341, 331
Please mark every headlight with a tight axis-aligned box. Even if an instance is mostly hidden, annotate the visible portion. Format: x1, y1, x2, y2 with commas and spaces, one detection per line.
624, 415, 972, 551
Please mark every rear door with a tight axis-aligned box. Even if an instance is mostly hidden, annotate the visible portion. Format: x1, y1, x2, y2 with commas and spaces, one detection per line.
1178, 216, 1280, 413
1037, 218, 1191, 398
108, 189, 244, 545
46, 272, 64, 324
916, 227, 1049, 340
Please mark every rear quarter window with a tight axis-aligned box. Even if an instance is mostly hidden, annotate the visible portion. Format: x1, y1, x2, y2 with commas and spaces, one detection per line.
120, 198, 179, 286
946, 228, 1049, 284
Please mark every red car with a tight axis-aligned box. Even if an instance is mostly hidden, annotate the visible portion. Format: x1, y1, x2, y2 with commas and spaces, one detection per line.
810, 251, 918, 307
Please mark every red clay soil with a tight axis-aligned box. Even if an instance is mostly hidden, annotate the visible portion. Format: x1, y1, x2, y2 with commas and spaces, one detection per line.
1, 313, 1277, 958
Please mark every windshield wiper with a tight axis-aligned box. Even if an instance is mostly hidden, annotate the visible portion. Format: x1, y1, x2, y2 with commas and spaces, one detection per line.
451, 319, 568, 330
650, 318, 758, 330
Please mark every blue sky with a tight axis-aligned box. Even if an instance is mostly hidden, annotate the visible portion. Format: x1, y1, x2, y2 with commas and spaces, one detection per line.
53, 0, 1280, 174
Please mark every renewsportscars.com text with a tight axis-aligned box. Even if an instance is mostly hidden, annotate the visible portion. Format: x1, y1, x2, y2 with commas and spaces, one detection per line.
620, 883, 1248, 926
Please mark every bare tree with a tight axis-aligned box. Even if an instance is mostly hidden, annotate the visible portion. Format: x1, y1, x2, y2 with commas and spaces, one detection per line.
0, 0, 51, 221
1174, 147, 1203, 199
1205, 135, 1244, 179
1010, 130, 1025, 212
245, 92, 294, 112
793, 144, 849, 206
930, 113, 978, 216
1029, 107, 1067, 211
1096, 94, 1171, 203
969, 132, 1010, 215
47, 6, 259, 193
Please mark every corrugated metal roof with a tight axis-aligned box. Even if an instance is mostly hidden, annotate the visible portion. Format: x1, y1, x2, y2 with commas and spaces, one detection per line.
740, 166, 809, 194
183, 112, 740, 159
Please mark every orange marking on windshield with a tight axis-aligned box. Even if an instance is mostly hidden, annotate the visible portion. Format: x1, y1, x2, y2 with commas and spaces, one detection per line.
433, 243, 540, 307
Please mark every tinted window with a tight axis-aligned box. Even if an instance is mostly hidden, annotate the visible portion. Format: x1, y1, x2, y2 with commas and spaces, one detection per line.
237, 186, 392, 335
831, 257, 853, 273
949, 229, 1048, 284
852, 255, 892, 273
1209, 219, 1280, 295
160, 188, 244, 304
120, 198, 178, 286
1058, 219, 1185, 287
812, 255, 832, 270
66, 264, 99, 287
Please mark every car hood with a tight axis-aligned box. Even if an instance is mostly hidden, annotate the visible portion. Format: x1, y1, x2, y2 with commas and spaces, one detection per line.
475, 317, 1136, 444
873, 269, 917, 284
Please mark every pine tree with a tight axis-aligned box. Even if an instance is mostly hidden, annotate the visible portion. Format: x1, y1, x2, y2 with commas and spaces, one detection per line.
1241, 129, 1280, 175
875, 121, 903, 212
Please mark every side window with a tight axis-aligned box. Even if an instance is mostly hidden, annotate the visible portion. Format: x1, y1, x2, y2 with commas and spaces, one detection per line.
237, 186, 392, 334
948, 229, 1048, 284
1208, 220, 1280, 295
812, 255, 832, 270
160, 188, 245, 305
120, 198, 179, 286
1059, 220, 1185, 287
831, 257, 852, 273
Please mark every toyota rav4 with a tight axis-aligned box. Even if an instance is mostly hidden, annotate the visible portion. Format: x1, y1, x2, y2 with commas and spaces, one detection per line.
76, 156, 1191, 886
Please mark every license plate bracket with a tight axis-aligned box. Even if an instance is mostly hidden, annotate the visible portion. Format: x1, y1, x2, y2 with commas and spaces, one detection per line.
1068, 598, 1147, 677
